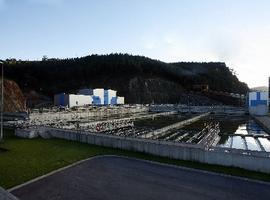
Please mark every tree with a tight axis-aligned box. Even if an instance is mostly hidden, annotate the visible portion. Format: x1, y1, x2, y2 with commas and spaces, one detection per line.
42, 55, 48, 61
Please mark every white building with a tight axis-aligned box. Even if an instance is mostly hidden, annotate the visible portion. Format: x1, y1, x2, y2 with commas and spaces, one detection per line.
54, 93, 92, 108
248, 92, 268, 116
68, 94, 92, 107
79, 88, 118, 105
57, 88, 125, 107
93, 88, 105, 105
78, 88, 105, 105
117, 96, 125, 105
105, 89, 117, 105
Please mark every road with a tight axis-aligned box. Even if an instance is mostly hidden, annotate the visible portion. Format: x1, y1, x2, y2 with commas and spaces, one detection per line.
11, 156, 270, 200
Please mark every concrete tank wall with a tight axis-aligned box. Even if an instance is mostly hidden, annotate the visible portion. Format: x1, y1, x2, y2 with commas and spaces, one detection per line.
46, 128, 270, 173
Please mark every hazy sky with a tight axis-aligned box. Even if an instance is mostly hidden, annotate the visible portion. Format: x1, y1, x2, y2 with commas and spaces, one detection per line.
0, 0, 269, 87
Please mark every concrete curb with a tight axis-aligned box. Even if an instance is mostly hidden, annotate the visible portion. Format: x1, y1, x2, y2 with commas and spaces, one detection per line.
8, 154, 270, 192
0, 186, 19, 200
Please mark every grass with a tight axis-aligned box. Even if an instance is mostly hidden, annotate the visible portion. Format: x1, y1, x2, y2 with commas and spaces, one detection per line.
1, 128, 270, 189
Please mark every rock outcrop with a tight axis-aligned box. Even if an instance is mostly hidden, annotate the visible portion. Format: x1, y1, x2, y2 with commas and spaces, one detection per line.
0, 79, 26, 112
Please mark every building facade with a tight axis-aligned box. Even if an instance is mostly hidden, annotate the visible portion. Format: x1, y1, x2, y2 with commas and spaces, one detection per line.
55, 88, 125, 107
248, 92, 268, 116
54, 93, 92, 108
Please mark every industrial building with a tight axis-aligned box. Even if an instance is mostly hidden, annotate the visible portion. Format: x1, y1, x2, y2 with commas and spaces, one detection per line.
78, 88, 105, 105
248, 92, 268, 116
54, 88, 125, 107
104, 89, 117, 105
54, 93, 92, 108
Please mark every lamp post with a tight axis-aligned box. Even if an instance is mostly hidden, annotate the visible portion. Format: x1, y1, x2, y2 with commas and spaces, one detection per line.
0, 60, 4, 142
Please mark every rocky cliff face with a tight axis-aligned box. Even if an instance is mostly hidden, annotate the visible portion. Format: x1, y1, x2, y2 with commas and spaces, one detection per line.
0, 79, 26, 112
126, 77, 184, 103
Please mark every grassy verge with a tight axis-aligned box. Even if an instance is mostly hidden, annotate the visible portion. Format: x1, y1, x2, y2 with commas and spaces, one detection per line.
0, 129, 270, 189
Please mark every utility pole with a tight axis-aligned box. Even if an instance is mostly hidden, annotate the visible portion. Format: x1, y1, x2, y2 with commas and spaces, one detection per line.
0, 60, 4, 142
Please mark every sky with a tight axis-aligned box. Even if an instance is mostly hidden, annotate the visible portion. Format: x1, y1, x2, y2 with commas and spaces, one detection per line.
0, 0, 269, 88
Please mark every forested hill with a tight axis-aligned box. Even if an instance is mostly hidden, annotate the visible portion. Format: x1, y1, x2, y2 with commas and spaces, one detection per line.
4, 54, 249, 104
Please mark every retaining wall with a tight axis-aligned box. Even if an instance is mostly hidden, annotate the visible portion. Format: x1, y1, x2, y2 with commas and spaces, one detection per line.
46, 128, 270, 173
253, 116, 270, 134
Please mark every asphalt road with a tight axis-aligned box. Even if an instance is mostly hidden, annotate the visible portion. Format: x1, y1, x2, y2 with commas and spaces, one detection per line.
12, 156, 270, 200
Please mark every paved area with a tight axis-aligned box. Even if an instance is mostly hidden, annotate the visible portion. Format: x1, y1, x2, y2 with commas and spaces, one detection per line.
0, 186, 18, 200
11, 156, 270, 200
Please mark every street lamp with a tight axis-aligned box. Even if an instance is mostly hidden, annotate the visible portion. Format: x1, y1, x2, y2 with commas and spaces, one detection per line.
0, 60, 4, 142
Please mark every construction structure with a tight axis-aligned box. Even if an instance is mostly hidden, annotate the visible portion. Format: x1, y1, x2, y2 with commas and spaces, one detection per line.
54, 88, 125, 108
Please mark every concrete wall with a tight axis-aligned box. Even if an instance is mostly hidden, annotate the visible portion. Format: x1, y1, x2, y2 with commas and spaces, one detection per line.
249, 105, 269, 116
253, 116, 270, 133
46, 128, 270, 173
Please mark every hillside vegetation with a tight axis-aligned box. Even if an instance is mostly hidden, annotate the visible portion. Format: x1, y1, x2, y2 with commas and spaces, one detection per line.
4, 54, 249, 104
